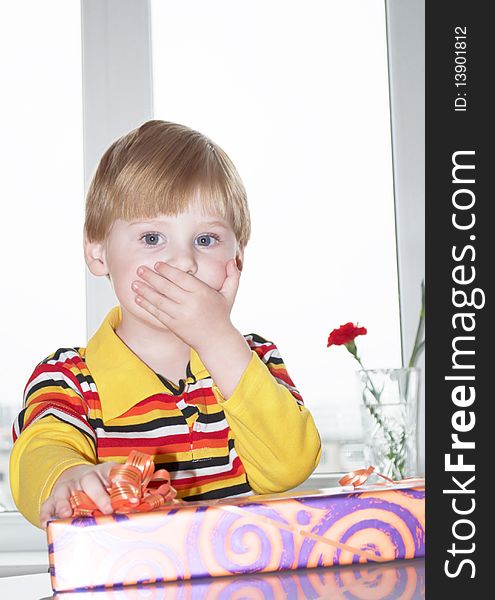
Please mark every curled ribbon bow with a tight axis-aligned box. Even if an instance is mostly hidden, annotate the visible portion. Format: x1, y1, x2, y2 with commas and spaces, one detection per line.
339, 466, 425, 488
69, 450, 180, 517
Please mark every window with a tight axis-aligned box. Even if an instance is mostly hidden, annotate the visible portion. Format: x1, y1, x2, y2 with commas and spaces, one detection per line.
0, 0, 85, 512
151, 0, 401, 471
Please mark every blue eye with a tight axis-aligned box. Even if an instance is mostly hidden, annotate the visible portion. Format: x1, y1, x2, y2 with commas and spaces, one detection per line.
196, 233, 220, 247
140, 232, 162, 247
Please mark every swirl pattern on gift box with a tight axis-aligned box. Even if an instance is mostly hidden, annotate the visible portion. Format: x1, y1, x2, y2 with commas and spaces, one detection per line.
106, 543, 186, 586
212, 504, 296, 573
398, 488, 425, 500
48, 486, 425, 592
297, 491, 425, 566
186, 506, 211, 579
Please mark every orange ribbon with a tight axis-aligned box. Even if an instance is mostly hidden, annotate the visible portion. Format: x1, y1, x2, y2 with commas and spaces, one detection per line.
69, 450, 180, 517
339, 466, 425, 488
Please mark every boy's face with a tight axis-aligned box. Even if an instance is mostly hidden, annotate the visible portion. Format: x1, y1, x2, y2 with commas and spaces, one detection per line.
84, 200, 243, 331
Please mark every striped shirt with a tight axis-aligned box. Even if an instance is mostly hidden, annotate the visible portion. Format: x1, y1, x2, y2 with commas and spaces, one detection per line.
10, 305, 321, 527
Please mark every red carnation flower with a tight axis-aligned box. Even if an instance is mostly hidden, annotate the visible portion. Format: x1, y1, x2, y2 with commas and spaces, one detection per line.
327, 322, 367, 347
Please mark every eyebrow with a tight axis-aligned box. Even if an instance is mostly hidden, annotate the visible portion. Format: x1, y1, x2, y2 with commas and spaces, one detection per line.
128, 219, 229, 229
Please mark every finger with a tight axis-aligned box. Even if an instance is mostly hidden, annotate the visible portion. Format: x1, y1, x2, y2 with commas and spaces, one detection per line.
135, 290, 178, 324
218, 259, 240, 302
154, 262, 199, 292
45, 481, 77, 520
52, 479, 80, 499
40, 497, 57, 529
135, 267, 185, 302
80, 474, 113, 514
96, 462, 117, 484
135, 281, 181, 314
54, 497, 73, 519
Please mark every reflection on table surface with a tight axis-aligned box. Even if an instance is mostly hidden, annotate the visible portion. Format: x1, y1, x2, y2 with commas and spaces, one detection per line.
46, 558, 425, 599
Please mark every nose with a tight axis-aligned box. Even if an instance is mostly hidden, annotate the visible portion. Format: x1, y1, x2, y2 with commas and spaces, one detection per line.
162, 246, 198, 275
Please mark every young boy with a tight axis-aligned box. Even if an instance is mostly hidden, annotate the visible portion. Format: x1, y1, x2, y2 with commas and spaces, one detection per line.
9, 120, 321, 529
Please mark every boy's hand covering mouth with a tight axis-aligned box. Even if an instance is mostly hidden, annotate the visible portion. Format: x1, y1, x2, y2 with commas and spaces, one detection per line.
131, 259, 241, 351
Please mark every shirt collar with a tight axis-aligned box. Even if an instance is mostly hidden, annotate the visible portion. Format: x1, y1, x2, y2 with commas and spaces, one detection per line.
85, 305, 209, 422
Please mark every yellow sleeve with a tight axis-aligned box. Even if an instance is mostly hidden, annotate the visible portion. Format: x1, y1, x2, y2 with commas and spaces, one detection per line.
9, 415, 97, 528
212, 350, 322, 494
10, 348, 101, 528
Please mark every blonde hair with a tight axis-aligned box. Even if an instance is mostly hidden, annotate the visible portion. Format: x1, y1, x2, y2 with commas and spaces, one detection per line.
84, 120, 251, 250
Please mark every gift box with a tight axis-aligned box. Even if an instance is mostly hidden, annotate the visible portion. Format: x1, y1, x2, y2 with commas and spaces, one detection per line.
52, 558, 425, 599
47, 481, 425, 593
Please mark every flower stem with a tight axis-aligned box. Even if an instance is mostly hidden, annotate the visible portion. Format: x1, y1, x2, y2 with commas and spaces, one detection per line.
355, 356, 408, 479
355, 356, 381, 400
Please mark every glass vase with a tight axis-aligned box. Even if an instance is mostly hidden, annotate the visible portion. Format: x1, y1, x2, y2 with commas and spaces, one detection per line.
357, 368, 420, 480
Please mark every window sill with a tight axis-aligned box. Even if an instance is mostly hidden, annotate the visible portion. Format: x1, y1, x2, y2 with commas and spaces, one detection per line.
0, 512, 47, 553
0, 512, 49, 577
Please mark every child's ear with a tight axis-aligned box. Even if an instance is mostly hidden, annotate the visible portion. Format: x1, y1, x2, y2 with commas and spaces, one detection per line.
235, 248, 244, 272
83, 236, 109, 277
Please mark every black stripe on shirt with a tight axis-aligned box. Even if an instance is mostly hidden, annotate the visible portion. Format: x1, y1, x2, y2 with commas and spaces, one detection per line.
88, 414, 188, 432
185, 482, 252, 501
37, 413, 97, 452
